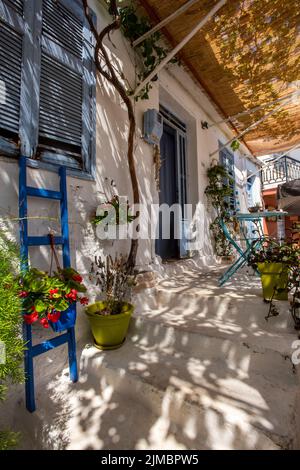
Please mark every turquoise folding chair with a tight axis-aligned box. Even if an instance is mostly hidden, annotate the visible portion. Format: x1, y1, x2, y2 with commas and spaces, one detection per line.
218, 219, 260, 286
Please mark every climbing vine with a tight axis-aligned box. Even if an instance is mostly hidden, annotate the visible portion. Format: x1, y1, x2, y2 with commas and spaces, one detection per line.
118, 3, 179, 101
205, 164, 237, 257
208, 0, 300, 143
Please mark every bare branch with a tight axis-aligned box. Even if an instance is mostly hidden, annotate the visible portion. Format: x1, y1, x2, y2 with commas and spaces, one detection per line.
82, 0, 140, 271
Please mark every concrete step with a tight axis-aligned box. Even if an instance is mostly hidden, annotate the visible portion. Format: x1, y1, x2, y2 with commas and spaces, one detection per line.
75, 316, 299, 450
77, 341, 296, 449
133, 275, 297, 356
129, 317, 297, 386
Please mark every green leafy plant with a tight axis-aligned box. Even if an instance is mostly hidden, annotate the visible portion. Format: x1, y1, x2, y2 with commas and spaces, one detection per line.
18, 268, 88, 329
248, 239, 300, 321
0, 231, 24, 449
119, 4, 179, 101
90, 254, 135, 316
230, 140, 240, 151
248, 239, 299, 267
92, 195, 137, 226
205, 164, 236, 257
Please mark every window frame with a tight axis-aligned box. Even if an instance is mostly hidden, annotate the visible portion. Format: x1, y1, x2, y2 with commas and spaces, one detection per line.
219, 142, 236, 213
0, 0, 96, 180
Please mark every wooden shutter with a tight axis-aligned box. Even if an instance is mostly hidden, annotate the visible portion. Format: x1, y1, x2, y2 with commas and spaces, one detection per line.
220, 146, 236, 212
0, 0, 24, 154
37, 0, 86, 169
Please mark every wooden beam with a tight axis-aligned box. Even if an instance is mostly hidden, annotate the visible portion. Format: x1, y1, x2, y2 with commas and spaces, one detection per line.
138, 0, 254, 156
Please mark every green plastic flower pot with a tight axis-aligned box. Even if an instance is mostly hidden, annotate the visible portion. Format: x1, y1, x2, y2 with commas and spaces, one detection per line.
257, 262, 289, 301
85, 301, 134, 350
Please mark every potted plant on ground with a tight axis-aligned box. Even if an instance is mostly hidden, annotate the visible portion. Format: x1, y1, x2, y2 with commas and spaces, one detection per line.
85, 255, 135, 350
248, 239, 298, 302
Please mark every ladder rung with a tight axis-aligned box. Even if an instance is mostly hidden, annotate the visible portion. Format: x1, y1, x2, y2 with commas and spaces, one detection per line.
27, 236, 64, 246
32, 333, 69, 357
27, 187, 62, 200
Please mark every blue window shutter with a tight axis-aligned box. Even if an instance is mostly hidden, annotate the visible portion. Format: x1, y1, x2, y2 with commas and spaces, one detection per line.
33, 0, 96, 173
219, 144, 236, 212
0, 0, 24, 155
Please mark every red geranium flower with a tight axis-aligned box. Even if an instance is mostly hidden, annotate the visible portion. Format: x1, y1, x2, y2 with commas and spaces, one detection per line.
80, 297, 89, 306
47, 311, 61, 323
49, 288, 59, 295
19, 291, 29, 298
72, 274, 83, 283
66, 289, 78, 301
23, 311, 39, 325
40, 318, 49, 329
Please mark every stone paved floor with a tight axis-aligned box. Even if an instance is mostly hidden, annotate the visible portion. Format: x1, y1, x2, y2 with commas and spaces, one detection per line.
1, 261, 300, 449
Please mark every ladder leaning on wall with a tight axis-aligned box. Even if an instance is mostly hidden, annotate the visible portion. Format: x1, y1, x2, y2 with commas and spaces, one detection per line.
19, 156, 78, 413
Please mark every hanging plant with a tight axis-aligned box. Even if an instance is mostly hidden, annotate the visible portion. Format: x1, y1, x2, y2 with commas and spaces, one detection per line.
230, 139, 240, 151
205, 164, 237, 257
18, 268, 88, 329
118, 4, 179, 101
92, 195, 138, 226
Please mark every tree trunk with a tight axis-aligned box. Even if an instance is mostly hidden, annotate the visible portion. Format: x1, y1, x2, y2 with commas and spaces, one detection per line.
82, 0, 140, 272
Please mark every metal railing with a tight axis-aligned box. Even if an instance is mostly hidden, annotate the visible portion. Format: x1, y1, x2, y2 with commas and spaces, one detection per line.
261, 156, 300, 187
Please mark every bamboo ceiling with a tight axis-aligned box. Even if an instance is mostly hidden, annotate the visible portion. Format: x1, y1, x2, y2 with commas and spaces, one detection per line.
139, 0, 300, 156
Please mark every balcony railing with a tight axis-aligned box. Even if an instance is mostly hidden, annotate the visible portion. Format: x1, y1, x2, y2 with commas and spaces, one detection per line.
261, 156, 300, 187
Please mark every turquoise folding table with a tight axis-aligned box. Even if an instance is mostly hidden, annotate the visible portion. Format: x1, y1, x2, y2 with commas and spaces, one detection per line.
218, 211, 287, 286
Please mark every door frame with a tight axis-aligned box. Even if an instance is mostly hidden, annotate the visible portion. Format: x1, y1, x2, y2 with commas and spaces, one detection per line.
158, 105, 188, 258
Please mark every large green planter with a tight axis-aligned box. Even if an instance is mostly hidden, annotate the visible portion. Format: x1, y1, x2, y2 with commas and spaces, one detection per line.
85, 301, 134, 350
257, 262, 289, 301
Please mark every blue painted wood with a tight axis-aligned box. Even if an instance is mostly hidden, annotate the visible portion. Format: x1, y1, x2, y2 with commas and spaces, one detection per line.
59, 166, 71, 267
0, 0, 24, 33
27, 187, 62, 200
19, 156, 35, 412
26, 158, 95, 181
67, 325, 78, 383
27, 236, 64, 247
0, 137, 19, 157
41, 36, 83, 74
32, 333, 69, 357
19, 156, 78, 412
19, 0, 42, 157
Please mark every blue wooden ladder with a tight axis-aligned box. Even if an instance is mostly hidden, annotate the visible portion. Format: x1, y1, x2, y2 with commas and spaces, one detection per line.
19, 156, 78, 413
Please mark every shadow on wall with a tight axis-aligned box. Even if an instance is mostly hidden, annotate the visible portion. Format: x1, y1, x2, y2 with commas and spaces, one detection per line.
1, 269, 298, 450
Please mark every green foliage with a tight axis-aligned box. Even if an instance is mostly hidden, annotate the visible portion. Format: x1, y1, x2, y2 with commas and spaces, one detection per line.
18, 267, 88, 328
118, 4, 179, 101
205, 164, 236, 257
211, 0, 299, 142
0, 430, 20, 450
90, 254, 135, 316
0, 231, 24, 449
230, 140, 240, 151
92, 195, 137, 226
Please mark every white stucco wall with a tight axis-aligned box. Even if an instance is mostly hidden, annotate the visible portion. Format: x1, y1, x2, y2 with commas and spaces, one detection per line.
0, 0, 261, 338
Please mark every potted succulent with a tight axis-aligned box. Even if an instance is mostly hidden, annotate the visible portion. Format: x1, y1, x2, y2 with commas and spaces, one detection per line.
18, 267, 88, 331
85, 255, 135, 350
248, 240, 298, 301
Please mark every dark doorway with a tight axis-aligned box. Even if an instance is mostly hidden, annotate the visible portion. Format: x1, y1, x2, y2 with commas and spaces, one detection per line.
155, 122, 181, 260
155, 106, 188, 261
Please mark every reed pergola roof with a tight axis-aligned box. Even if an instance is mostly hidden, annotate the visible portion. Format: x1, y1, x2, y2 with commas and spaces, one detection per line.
139, 0, 300, 156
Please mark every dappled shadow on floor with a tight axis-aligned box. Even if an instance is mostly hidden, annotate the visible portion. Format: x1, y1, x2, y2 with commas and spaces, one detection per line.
1, 266, 299, 450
